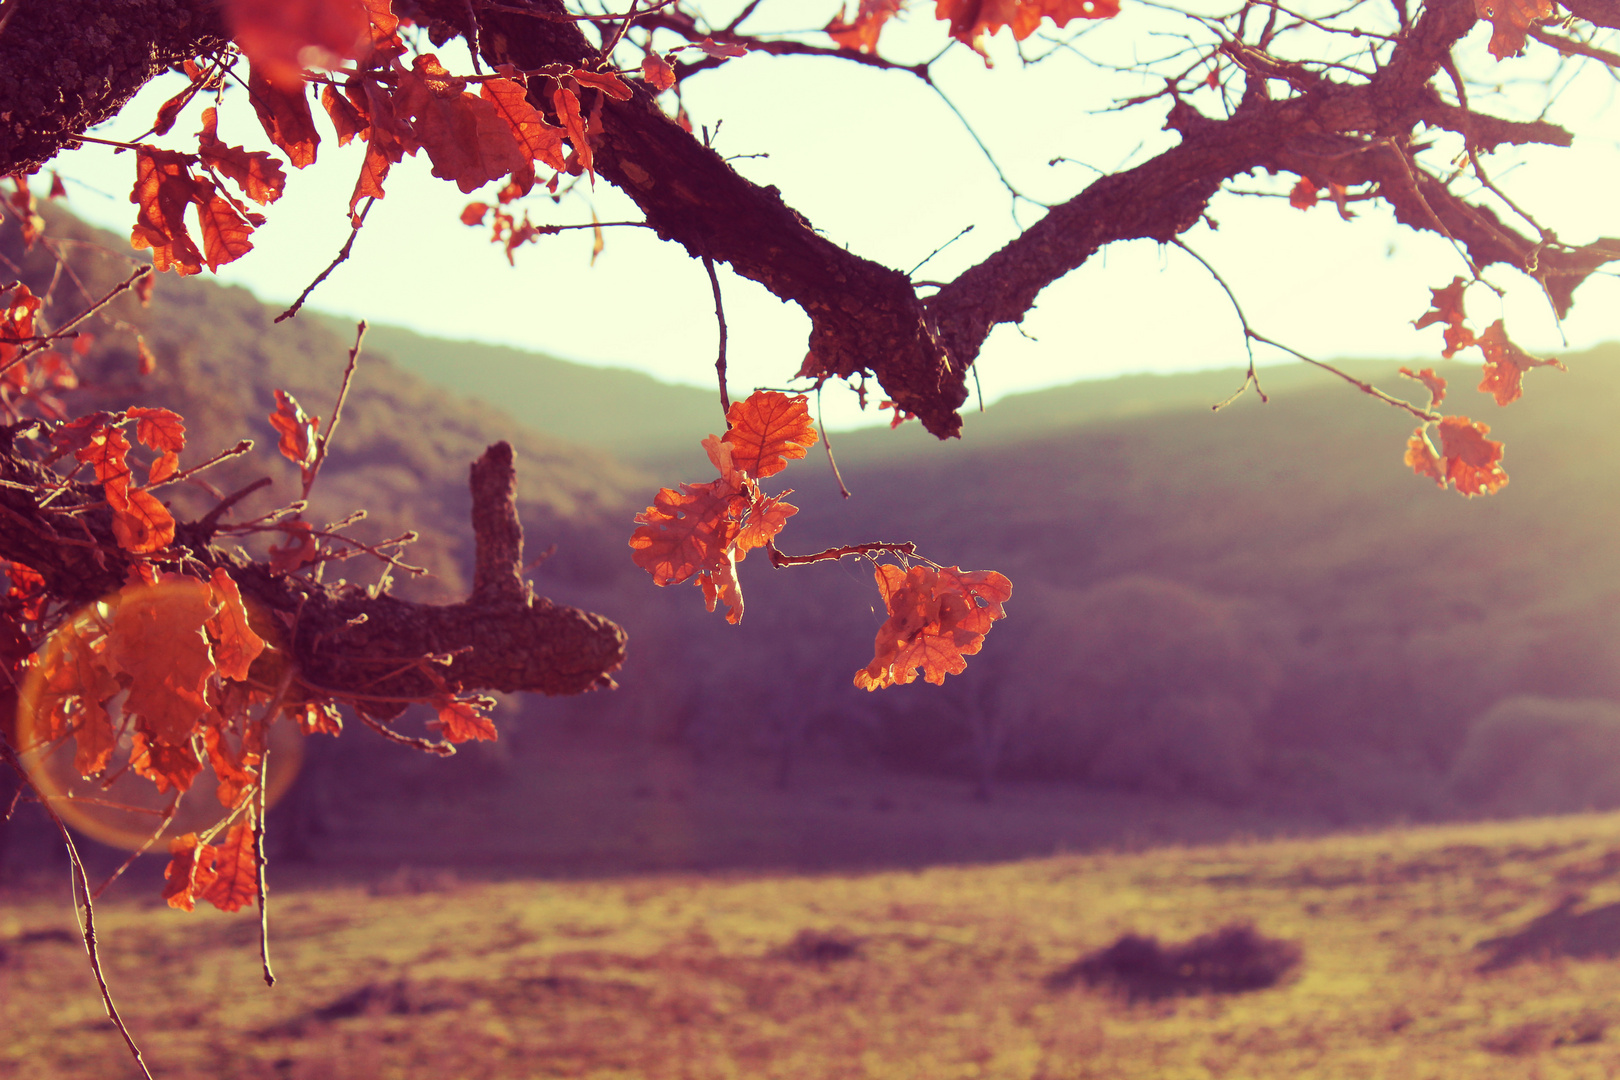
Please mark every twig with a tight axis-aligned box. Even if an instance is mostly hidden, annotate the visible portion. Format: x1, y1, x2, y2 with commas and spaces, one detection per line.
91, 793, 181, 900
815, 385, 851, 499
0, 742, 156, 1080
304, 321, 366, 498
1251, 330, 1439, 422
276, 199, 374, 323
766, 539, 917, 568
702, 256, 730, 416
196, 476, 273, 533
1170, 239, 1268, 409
354, 710, 457, 757
256, 750, 274, 987
0, 266, 150, 377
908, 225, 974, 279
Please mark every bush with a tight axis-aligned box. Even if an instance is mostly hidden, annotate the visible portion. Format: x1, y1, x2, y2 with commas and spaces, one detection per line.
1048, 923, 1303, 1001
1450, 696, 1620, 815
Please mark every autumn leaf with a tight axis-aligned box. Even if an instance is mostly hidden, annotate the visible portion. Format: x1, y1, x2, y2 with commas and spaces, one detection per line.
1289, 176, 1319, 210
204, 725, 261, 809
224, 0, 370, 90
735, 492, 798, 560
571, 69, 634, 100
722, 390, 819, 479
1414, 276, 1476, 358
112, 488, 177, 554
395, 54, 527, 194
429, 696, 499, 743
127, 405, 185, 483
192, 179, 257, 271
480, 75, 568, 173
197, 107, 286, 205
0, 283, 41, 368
695, 555, 746, 624
269, 389, 320, 481
206, 567, 266, 682
3, 559, 47, 621
131, 728, 205, 794
629, 477, 747, 587
1475, 320, 1564, 406
935, 0, 1119, 58
1475, 0, 1552, 59
321, 82, 367, 146
246, 65, 321, 169
1407, 416, 1509, 496
552, 84, 593, 181
75, 424, 134, 502
291, 700, 343, 735
269, 519, 321, 573
129, 148, 206, 275
695, 37, 749, 58
827, 0, 905, 53
34, 622, 120, 775
854, 564, 1013, 690
109, 578, 216, 744
201, 820, 259, 912
1399, 366, 1447, 408
162, 833, 220, 911
641, 54, 677, 92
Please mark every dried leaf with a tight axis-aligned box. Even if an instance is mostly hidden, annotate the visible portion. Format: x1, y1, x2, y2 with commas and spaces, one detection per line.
571, 69, 633, 100
1475, 320, 1564, 406
192, 179, 257, 270
129, 148, 205, 275
246, 64, 321, 168
131, 727, 205, 794
225, 0, 369, 89
1289, 176, 1319, 210
1414, 276, 1476, 358
1439, 415, 1509, 496
1475, 0, 1552, 59
269, 520, 321, 573
735, 491, 798, 560
395, 54, 527, 194
112, 488, 177, 553
109, 578, 216, 743
551, 84, 593, 181
204, 724, 261, 809
162, 833, 219, 911
429, 696, 499, 743
827, 0, 905, 54
206, 567, 266, 682
291, 700, 343, 735
269, 389, 320, 479
936, 0, 1119, 58
722, 390, 819, 479
855, 564, 1013, 690
200, 820, 258, 912
641, 54, 677, 92
629, 477, 746, 587
321, 82, 366, 146
1399, 366, 1447, 408
197, 106, 287, 205
127, 405, 186, 453
480, 75, 568, 173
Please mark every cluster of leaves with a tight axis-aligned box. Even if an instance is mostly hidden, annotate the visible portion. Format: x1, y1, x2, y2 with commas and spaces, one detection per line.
629, 390, 1012, 689
827, 0, 1120, 59
1392, 277, 1565, 497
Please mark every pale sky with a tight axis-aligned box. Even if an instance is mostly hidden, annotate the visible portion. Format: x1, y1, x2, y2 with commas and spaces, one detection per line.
41, 2, 1620, 430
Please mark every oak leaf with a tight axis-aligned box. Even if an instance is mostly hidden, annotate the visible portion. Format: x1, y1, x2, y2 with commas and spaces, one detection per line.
396, 54, 527, 194
111, 488, 177, 554
3, 559, 47, 621
552, 84, 594, 181
204, 724, 261, 809
192, 179, 257, 271
0, 283, 41, 367
827, 0, 905, 53
321, 82, 367, 146
429, 696, 499, 743
206, 567, 266, 682
162, 833, 220, 911
936, 0, 1119, 58
224, 0, 369, 89
629, 478, 747, 587
855, 564, 1012, 690
722, 391, 819, 479
1289, 176, 1318, 210
1399, 366, 1448, 408
109, 579, 216, 744
35, 623, 120, 775
292, 700, 343, 735
269, 520, 321, 573
129, 149, 206, 275
200, 820, 259, 912
642, 55, 677, 92
246, 65, 321, 169
1414, 276, 1476, 358
1409, 415, 1509, 496
131, 728, 206, 794
481, 75, 569, 174
269, 389, 320, 482
197, 107, 286, 205
735, 492, 798, 560
571, 70, 634, 100
1475, 320, 1563, 406
1475, 0, 1552, 59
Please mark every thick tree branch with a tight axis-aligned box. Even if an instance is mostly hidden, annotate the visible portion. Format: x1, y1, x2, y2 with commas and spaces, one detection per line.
0, 432, 626, 711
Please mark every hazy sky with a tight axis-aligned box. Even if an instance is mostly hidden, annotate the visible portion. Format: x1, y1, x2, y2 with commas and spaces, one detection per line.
43, 3, 1620, 429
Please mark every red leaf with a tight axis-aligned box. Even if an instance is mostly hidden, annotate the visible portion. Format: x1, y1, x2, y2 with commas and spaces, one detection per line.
131, 727, 206, 794
224, 0, 370, 89
109, 578, 217, 743
197, 106, 287, 205
200, 820, 259, 912
269, 520, 321, 573
1289, 176, 1319, 210
735, 491, 798, 560
1398, 366, 1447, 408
855, 564, 1013, 690
204, 724, 261, 809
1414, 276, 1476, 358
935, 0, 1119, 58
551, 84, 593, 181
723, 391, 819, 479
136, 334, 157, 374
1439, 415, 1509, 496
321, 82, 367, 146
192, 179, 257, 270
481, 75, 568, 174
112, 488, 177, 554
395, 54, 527, 194
629, 477, 746, 587
269, 388, 320, 480
570, 69, 633, 100
826, 0, 904, 54
292, 700, 343, 735
429, 696, 499, 743
1476, 0, 1553, 59
3, 559, 47, 621
641, 55, 677, 92
128, 149, 205, 276
206, 567, 266, 682
162, 833, 219, 912
127, 405, 186, 453
1474, 319, 1564, 406
695, 37, 749, 58
246, 64, 321, 168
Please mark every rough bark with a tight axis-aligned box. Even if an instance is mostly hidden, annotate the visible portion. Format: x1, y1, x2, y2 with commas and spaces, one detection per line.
0, 432, 626, 709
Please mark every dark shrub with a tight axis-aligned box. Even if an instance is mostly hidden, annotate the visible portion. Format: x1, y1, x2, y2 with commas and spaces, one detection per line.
779, 928, 862, 966
1049, 923, 1302, 1001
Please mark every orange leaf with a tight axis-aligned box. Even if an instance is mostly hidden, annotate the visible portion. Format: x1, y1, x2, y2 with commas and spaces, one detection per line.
200, 820, 258, 912
109, 579, 217, 742
551, 84, 593, 182
1475, 0, 1552, 59
1289, 176, 1319, 210
128, 149, 205, 276
429, 696, 499, 743
197, 106, 286, 205
641, 54, 677, 92
629, 477, 746, 587
3, 559, 47, 621
206, 567, 266, 682
695, 555, 745, 624
395, 54, 527, 194
269, 520, 321, 573
162, 833, 220, 912
34, 622, 121, 775
1438, 415, 1509, 496
826, 0, 904, 52
75, 424, 135, 507
321, 82, 367, 146
1404, 426, 1444, 486
131, 727, 206, 794
723, 391, 819, 479
936, 0, 1118, 59
224, 0, 369, 89
111, 488, 177, 554
246, 64, 321, 168
204, 724, 261, 809
0, 283, 41, 369
291, 700, 343, 735
1474, 319, 1564, 406
854, 564, 1013, 690
1414, 276, 1476, 358
191, 180, 257, 271
570, 69, 633, 100
480, 75, 568, 173
1398, 366, 1447, 408
735, 491, 798, 560
126, 406, 186, 453
269, 389, 320, 480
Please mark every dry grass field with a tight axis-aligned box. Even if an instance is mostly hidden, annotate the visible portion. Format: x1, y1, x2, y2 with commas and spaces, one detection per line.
7, 812, 1620, 1079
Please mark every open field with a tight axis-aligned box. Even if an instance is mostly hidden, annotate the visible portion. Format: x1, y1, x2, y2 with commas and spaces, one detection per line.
7, 812, 1620, 1079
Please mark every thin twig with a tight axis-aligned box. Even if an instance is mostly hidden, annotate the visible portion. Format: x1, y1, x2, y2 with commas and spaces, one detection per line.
0, 266, 150, 377
355, 710, 457, 757
815, 386, 851, 499
0, 742, 156, 1080
907, 225, 974, 279
1170, 239, 1268, 408
276, 200, 374, 323
1252, 330, 1439, 422
196, 476, 273, 533
766, 539, 917, 568
702, 256, 730, 416
92, 793, 181, 900
256, 750, 274, 987
303, 321, 366, 498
